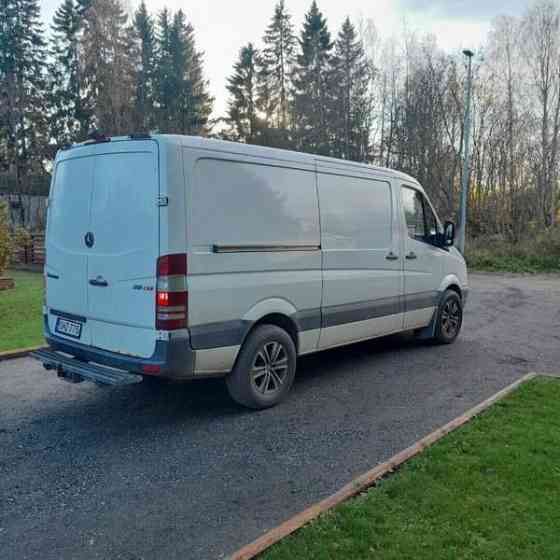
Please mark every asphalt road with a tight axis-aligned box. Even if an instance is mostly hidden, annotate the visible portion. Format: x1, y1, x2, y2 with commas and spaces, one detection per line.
1, 273, 559, 560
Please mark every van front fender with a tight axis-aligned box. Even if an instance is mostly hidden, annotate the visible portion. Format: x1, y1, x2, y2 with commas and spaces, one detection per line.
439, 274, 462, 295
439, 274, 469, 307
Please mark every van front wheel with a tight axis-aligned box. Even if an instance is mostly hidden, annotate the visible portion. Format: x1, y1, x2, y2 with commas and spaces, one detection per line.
226, 325, 297, 409
433, 289, 463, 344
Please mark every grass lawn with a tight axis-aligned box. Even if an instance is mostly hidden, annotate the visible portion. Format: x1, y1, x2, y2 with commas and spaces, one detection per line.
0, 270, 44, 352
263, 378, 560, 560
465, 233, 560, 273
466, 251, 560, 273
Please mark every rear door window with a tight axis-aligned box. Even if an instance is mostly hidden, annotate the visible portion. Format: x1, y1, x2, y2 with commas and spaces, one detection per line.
49, 157, 94, 252
90, 151, 158, 263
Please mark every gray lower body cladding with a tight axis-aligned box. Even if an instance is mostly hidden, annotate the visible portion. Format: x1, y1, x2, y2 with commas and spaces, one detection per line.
189, 291, 441, 350
43, 315, 195, 379
40, 291, 445, 379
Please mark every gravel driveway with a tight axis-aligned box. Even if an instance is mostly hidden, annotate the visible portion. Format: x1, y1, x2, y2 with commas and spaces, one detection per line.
1, 273, 559, 560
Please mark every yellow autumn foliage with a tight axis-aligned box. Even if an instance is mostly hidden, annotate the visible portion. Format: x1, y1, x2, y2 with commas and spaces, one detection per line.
0, 201, 12, 276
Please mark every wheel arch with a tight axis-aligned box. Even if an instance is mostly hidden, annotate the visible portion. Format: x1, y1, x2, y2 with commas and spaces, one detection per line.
446, 283, 462, 298
439, 274, 463, 300
242, 298, 300, 353
250, 314, 299, 353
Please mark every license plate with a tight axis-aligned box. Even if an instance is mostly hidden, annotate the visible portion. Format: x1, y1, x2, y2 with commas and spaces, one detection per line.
55, 317, 82, 339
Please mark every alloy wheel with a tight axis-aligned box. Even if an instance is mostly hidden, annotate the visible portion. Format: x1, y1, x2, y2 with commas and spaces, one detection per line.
441, 299, 461, 338
250, 341, 289, 396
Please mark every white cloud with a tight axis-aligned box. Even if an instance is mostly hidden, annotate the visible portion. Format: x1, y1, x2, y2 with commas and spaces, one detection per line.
397, 0, 528, 20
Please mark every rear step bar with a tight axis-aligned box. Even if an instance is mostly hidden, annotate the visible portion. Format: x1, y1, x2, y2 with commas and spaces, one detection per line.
30, 349, 143, 386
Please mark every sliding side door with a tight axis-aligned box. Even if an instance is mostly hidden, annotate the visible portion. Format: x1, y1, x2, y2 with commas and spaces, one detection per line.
318, 172, 404, 349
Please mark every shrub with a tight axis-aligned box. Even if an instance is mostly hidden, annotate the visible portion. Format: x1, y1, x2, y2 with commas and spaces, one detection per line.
0, 201, 12, 276
534, 227, 560, 257
466, 227, 560, 272
12, 226, 32, 264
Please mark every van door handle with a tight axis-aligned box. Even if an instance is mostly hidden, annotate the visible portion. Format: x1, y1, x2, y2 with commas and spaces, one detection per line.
89, 277, 108, 287
405, 252, 418, 260
385, 252, 399, 261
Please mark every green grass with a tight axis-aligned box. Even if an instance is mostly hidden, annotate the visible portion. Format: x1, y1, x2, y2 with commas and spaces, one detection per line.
263, 378, 560, 560
465, 229, 560, 273
466, 250, 560, 273
0, 270, 44, 352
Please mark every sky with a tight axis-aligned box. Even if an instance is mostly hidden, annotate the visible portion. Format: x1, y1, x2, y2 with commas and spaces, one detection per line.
39, 0, 530, 118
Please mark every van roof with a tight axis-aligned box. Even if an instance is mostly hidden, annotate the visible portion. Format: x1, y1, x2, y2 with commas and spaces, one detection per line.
161, 134, 419, 185
62, 134, 419, 185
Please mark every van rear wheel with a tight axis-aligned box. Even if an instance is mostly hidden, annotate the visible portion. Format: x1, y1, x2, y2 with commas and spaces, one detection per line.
226, 325, 297, 409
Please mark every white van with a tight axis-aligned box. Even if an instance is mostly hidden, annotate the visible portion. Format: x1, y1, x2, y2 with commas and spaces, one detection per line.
32, 134, 468, 409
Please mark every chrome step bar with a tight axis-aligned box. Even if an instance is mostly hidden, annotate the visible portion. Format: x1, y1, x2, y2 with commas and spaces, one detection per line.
30, 348, 143, 386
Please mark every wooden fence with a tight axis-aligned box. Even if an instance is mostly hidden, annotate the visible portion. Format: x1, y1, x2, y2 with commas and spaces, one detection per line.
1, 194, 48, 230
0, 174, 50, 196
16, 233, 45, 266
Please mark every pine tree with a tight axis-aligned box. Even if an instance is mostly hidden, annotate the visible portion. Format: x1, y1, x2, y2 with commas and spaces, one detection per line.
48, 0, 89, 147
132, 0, 156, 132
168, 10, 191, 133
154, 9, 212, 135
81, 0, 136, 135
330, 17, 373, 161
184, 26, 213, 135
154, 7, 173, 131
0, 0, 16, 173
293, 1, 333, 155
77, 0, 92, 15
226, 43, 261, 143
259, 0, 296, 131
0, 0, 48, 187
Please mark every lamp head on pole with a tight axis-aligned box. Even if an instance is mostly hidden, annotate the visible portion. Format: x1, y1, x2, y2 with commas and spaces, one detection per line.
462, 49, 475, 58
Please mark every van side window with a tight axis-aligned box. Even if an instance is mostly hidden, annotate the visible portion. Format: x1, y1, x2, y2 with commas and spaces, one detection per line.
424, 201, 438, 237
402, 187, 426, 240
192, 159, 320, 248
402, 186, 441, 243
318, 174, 392, 250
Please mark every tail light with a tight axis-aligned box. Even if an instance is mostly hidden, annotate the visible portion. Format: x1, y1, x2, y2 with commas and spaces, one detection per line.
156, 253, 188, 330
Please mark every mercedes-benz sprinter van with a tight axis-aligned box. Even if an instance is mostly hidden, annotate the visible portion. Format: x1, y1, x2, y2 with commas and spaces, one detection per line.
32, 134, 468, 409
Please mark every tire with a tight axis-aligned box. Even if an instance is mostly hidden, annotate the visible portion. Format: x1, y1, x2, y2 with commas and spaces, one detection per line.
433, 289, 463, 344
141, 374, 165, 387
226, 324, 297, 410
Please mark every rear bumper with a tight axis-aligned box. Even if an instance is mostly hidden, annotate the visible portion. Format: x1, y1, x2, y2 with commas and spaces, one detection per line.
43, 315, 195, 379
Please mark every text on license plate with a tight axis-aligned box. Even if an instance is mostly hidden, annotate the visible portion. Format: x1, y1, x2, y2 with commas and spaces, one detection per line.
55, 318, 82, 339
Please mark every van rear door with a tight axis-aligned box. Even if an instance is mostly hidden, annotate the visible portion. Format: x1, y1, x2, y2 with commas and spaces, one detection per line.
46, 155, 95, 345
46, 139, 160, 359
86, 142, 159, 358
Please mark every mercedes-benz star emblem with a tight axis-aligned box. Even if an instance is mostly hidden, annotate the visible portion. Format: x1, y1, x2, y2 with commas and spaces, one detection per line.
84, 232, 94, 248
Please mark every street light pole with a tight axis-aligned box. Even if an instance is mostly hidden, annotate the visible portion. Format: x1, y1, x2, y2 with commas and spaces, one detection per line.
458, 49, 474, 255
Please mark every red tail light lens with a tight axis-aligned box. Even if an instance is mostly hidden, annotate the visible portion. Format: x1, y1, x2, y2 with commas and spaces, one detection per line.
157, 253, 187, 276
142, 364, 161, 375
156, 254, 188, 330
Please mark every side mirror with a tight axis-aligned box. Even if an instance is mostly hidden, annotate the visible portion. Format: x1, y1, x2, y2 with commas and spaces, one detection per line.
443, 221, 455, 247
